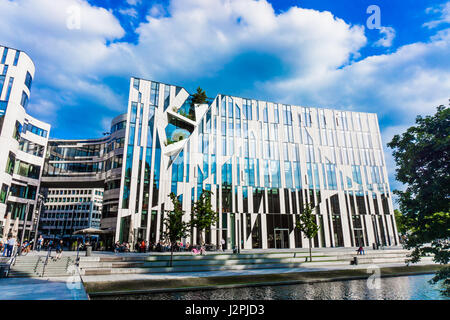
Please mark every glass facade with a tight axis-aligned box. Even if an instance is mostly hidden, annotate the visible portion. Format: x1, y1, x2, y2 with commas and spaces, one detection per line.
116, 78, 398, 249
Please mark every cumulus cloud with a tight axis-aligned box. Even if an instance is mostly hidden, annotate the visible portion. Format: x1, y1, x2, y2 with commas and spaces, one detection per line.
266, 28, 450, 123
0, 0, 127, 98
0, 0, 448, 166
126, 0, 366, 81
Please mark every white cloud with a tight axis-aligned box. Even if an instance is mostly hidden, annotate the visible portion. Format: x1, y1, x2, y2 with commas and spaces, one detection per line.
125, 0, 366, 81
266, 28, 450, 124
126, 0, 142, 6
119, 8, 138, 18
0, 0, 448, 194
0, 0, 132, 129
374, 27, 395, 47
424, 2, 450, 29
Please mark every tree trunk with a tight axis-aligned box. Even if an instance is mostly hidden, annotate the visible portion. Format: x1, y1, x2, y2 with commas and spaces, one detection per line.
170, 245, 174, 267
309, 238, 312, 262
199, 230, 204, 247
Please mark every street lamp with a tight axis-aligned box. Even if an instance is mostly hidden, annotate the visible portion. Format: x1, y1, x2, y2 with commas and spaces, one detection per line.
19, 202, 30, 254
32, 194, 44, 250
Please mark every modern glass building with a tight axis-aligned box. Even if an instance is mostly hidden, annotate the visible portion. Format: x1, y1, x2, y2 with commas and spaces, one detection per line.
0, 45, 51, 241
40, 114, 127, 239
116, 77, 399, 250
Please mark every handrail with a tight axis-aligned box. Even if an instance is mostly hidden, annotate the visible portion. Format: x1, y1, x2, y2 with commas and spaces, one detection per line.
34, 256, 42, 275
72, 260, 89, 300
5, 246, 19, 278
66, 256, 73, 272
11, 245, 19, 266
76, 244, 81, 266
41, 247, 52, 277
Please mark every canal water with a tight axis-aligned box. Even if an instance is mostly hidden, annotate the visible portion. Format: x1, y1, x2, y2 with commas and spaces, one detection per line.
103, 274, 448, 300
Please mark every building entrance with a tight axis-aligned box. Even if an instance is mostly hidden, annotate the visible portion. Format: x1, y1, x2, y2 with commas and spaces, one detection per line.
274, 229, 289, 249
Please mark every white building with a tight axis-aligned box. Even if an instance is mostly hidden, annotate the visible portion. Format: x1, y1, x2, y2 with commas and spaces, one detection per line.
115, 77, 399, 249
39, 187, 103, 236
0, 45, 50, 241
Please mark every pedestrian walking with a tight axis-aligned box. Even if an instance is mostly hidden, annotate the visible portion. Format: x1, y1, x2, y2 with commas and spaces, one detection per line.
54, 240, 63, 260
36, 235, 43, 252
6, 235, 16, 257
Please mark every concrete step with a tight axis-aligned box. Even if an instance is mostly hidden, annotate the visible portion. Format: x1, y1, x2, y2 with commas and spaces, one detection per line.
91, 250, 412, 262
79, 255, 343, 268
81, 260, 352, 275
8, 256, 75, 278
92, 252, 329, 262
80, 253, 413, 269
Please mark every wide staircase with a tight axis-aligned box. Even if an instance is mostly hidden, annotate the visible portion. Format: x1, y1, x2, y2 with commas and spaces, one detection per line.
79, 248, 434, 276
7, 255, 76, 278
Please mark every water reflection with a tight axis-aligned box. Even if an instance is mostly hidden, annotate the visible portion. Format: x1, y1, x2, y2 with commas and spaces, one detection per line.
101, 274, 448, 300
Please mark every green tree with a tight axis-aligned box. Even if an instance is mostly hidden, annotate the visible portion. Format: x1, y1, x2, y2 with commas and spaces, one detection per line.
394, 209, 409, 236
191, 190, 218, 249
295, 203, 320, 262
387, 104, 450, 296
162, 193, 191, 267
191, 87, 207, 105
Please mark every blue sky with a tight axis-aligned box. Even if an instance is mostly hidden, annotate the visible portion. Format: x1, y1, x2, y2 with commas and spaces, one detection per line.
0, 0, 449, 193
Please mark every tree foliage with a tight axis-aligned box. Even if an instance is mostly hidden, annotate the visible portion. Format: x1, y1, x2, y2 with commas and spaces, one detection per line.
162, 193, 191, 267
387, 104, 450, 296
191, 190, 218, 245
394, 209, 408, 236
295, 202, 320, 262
191, 87, 207, 105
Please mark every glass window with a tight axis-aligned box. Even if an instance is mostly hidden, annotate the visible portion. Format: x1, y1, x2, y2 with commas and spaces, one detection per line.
150, 82, 159, 106
13, 121, 22, 141
13, 51, 20, 66
228, 97, 233, 118
0, 184, 8, 203
274, 104, 279, 123
284, 161, 293, 189
243, 99, 252, 120
1, 48, 7, 64
20, 91, 29, 108
133, 78, 140, 90
25, 71, 32, 90
283, 105, 292, 125
164, 84, 170, 111
263, 103, 268, 123
5, 77, 14, 101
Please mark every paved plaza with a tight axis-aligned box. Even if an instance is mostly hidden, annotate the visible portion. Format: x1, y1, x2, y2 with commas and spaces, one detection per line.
0, 276, 88, 300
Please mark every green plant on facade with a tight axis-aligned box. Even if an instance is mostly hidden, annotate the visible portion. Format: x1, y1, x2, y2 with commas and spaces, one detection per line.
178, 109, 195, 121
295, 202, 320, 262
191, 87, 207, 106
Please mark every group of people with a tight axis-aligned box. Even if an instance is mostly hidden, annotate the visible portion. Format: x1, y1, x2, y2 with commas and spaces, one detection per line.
113, 239, 227, 254
0, 234, 64, 260
0, 234, 17, 257
0, 235, 43, 257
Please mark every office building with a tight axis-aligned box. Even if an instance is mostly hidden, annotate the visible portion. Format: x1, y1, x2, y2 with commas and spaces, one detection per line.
0, 45, 50, 241
115, 77, 399, 249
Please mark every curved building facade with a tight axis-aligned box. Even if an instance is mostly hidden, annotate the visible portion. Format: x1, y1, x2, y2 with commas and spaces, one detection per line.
116, 77, 399, 249
40, 114, 126, 237
0, 45, 51, 240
